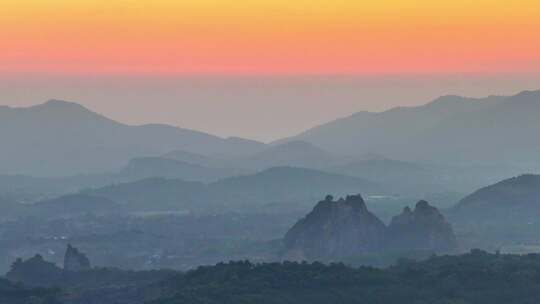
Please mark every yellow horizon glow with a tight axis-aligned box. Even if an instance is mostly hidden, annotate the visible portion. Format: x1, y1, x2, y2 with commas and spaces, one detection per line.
2, 0, 540, 75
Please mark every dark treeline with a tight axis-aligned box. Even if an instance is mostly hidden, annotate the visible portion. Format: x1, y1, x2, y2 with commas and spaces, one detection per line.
7, 250, 540, 304
0, 278, 59, 304
153, 250, 540, 304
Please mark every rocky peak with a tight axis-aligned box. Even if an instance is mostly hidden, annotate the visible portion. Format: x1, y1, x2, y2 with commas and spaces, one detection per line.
387, 200, 457, 251
284, 194, 386, 260
415, 200, 437, 214
311, 194, 368, 216
283, 196, 458, 261
343, 194, 368, 210
415, 199, 429, 209
64, 244, 91, 272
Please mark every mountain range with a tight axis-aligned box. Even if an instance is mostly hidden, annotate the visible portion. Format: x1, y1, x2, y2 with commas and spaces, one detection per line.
282, 90, 540, 166
0, 166, 384, 219
0, 100, 265, 176
3, 90, 540, 177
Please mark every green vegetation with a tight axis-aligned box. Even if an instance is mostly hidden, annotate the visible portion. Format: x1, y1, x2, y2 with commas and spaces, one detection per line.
153, 250, 540, 304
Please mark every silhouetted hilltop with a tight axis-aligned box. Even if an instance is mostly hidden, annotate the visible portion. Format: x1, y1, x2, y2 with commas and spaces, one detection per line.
386, 200, 457, 251
284, 195, 386, 259
453, 174, 540, 222
284, 195, 456, 260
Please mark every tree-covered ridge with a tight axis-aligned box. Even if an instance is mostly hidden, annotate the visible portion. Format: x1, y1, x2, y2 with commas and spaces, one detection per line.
153, 250, 540, 304
7, 250, 540, 303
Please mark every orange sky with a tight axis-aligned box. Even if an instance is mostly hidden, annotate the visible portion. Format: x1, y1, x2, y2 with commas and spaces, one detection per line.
2, 0, 540, 75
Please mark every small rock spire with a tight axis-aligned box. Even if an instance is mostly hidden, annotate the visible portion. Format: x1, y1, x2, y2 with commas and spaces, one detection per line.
63, 244, 91, 272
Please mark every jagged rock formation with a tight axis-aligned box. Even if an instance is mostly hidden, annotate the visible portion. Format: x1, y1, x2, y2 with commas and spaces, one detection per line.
284, 194, 386, 259
64, 244, 91, 271
284, 195, 457, 260
386, 200, 457, 251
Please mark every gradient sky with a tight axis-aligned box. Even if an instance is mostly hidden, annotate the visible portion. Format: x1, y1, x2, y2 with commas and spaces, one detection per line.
1, 1, 540, 141
2, 0, 540, 75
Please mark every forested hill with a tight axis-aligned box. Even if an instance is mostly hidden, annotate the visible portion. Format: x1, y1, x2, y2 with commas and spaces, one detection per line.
152, 250, 540, 304
7, 250, 540, 303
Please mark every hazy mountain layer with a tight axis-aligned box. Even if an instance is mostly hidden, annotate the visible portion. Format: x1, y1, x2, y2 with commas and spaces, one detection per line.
282, 90, 540, 166
82, 167, 382, 214
0, 100, 266, 176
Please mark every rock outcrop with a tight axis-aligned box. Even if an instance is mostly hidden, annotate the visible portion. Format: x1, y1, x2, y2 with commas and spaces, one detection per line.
64, 244, 91, 272
386, 200, 457, 251
284, 195, 457, 260
284, 194, 386, 259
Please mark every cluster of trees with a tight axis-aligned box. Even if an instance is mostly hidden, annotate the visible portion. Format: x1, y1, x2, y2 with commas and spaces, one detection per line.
153, 250, 540, 304
8, 250, 540, 303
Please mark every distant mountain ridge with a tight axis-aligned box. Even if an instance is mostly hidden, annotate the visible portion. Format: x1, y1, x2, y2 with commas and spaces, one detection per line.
0, 100, 266, 176
2, 164, 384, 217
81, 166, 382, 214
276, 94, 504, 148
279, 90, 540, 165
4, 90, 540, 176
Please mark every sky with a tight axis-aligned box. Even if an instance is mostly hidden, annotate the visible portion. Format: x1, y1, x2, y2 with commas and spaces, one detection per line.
1, 0, 540, 140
